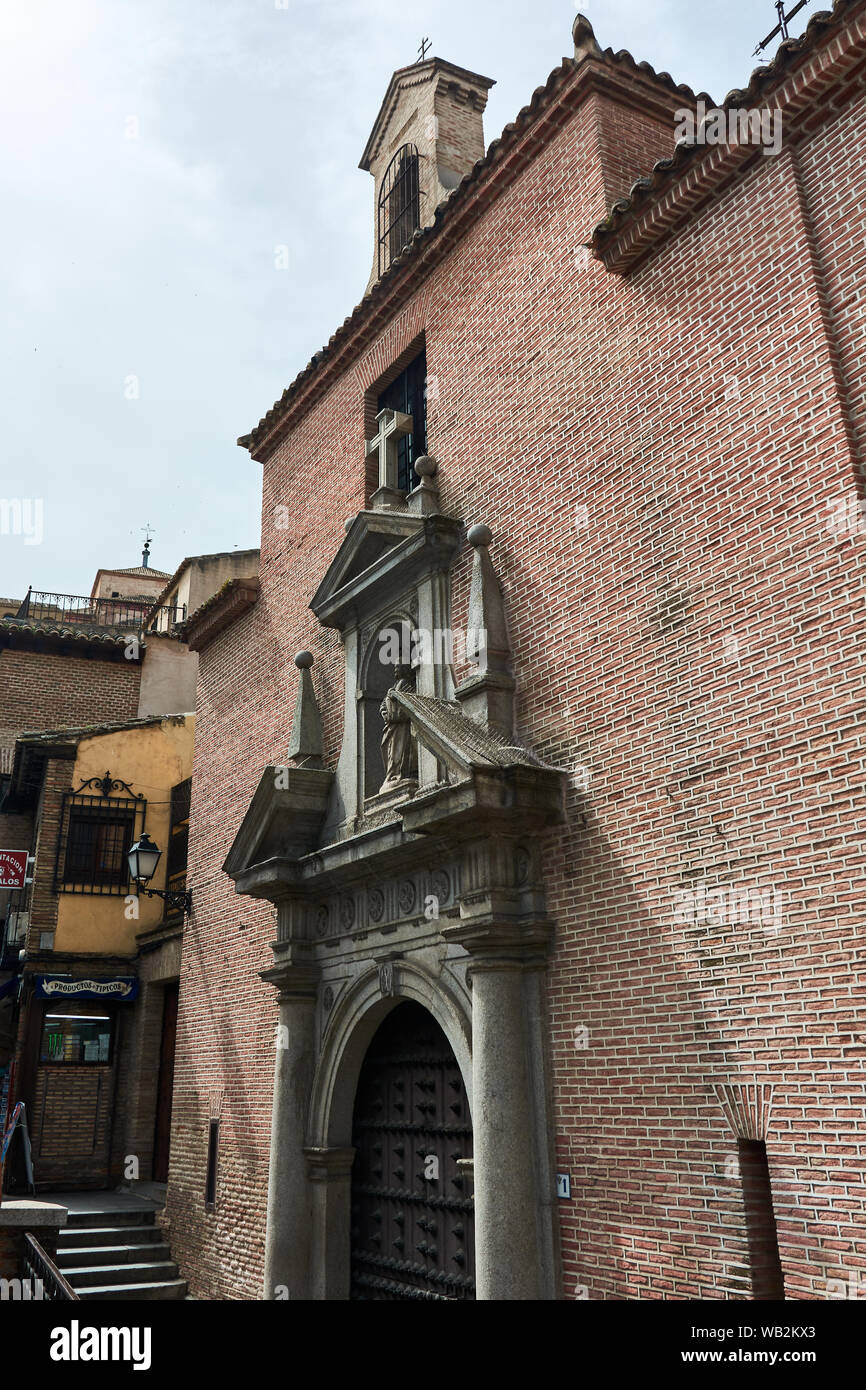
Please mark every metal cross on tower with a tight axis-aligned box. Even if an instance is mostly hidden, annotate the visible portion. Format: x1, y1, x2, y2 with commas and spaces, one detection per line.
754, 0, 813, 56
417, 36, 431, 62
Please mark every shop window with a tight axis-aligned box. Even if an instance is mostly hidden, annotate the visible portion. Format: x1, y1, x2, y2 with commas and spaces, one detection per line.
40, 1007, 114, 1066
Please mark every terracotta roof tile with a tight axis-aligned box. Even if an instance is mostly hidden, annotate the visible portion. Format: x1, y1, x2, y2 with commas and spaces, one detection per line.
590, 0, 858, 254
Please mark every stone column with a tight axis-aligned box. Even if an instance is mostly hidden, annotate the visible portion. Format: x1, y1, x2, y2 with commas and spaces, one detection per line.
261, 961, 319, 1301
470, 956, 545, 1299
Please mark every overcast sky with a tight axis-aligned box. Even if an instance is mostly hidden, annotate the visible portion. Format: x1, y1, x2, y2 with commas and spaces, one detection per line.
0, 0, 815, 599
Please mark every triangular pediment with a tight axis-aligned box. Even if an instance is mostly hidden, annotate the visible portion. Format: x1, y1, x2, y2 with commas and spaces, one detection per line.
223, 764, 333, 883
311, 510, 461, 629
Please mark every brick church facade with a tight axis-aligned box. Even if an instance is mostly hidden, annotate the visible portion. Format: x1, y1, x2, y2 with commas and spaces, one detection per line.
164, 6, 865, 1299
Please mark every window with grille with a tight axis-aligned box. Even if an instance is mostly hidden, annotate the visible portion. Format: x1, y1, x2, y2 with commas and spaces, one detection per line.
377, 351, 428, 493
54, 775, 146, 896
378, 144, 421, 278
64, 810, 134, 888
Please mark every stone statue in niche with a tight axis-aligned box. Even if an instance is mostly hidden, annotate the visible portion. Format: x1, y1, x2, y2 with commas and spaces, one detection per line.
379, 667, 416, 790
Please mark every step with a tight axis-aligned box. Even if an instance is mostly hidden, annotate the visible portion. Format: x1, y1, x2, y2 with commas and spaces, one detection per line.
76, 1279, 188, 1302
65, 1208, 157, 1231
58, 1224, 162, 1249
57, 1243, 171, 1268
64, 1261, 179, 1289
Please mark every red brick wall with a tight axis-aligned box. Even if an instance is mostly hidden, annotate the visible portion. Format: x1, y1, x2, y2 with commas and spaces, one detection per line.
0, 646, 141, 748
167, 47, 866, 1300
0, 648, 140, 922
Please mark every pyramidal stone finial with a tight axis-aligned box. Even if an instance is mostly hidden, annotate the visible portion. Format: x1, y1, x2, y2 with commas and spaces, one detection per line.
455, 523, 515, 734
287, 651, 324, 767
466, 524, 509, 669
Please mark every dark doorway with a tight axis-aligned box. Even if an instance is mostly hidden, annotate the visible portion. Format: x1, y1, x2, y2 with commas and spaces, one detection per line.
350, 1001, 475, 1300
152, 982, 178, 1183
738, 1138, 785, 1299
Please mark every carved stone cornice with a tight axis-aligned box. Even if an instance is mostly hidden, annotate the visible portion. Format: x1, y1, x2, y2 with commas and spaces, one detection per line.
260, 957, 320, 999
224, 764, 333, 896
303, 1147, 356, 1183
183, 578, 260, 652
442, 915, 554, 970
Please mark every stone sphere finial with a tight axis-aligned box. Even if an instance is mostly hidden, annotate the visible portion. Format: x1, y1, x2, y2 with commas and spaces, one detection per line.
467, 523, 493, 548
294, 651, 314, 670
414, 454, 438, 479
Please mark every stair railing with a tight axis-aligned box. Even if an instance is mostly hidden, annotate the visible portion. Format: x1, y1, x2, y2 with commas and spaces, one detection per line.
21, 1232, 79, 1300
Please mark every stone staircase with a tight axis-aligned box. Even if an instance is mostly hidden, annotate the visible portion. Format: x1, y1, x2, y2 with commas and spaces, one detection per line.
55, 1202, 187, 1300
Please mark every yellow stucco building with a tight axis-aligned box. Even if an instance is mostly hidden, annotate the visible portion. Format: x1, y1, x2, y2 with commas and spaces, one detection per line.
2, 713, 194, 1191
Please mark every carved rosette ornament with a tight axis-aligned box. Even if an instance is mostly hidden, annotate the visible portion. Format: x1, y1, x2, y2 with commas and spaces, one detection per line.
397, 879, 417, 917
368, 887, 385, 923
431, 868, 450, 904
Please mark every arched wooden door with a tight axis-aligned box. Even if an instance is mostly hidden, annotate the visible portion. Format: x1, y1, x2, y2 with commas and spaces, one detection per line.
350, 1001, 475, 1300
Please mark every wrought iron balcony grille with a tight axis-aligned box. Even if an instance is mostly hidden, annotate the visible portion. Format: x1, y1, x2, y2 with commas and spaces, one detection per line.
378, 144, 421, 278
12, 588, 185, 634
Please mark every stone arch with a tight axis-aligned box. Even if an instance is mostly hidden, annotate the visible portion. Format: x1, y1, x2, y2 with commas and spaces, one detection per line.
309, 958, 472, 1151
360, 610, 417, 688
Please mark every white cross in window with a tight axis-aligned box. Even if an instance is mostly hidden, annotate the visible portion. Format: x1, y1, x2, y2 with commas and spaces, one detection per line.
365, 408, 413, 495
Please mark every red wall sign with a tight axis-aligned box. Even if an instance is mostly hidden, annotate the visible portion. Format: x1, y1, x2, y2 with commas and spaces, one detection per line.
0, 852, 28, 890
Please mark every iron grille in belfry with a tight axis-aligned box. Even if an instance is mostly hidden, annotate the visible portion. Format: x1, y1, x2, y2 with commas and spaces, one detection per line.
54, 775, 146, 896
378, 144, 421, 279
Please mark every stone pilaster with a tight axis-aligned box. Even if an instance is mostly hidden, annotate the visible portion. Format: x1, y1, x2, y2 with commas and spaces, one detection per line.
260, 958, 320, 1300
304, 1146, 356, 1300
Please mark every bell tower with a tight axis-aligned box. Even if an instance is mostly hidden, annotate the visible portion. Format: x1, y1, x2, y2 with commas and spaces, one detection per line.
360, 55, 495, 291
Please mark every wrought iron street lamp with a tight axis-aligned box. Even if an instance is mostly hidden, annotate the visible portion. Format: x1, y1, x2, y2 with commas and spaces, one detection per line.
127, 833, 191, 914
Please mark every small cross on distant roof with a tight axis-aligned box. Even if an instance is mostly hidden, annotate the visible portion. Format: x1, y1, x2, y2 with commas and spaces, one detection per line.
417, 36, 431, 62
